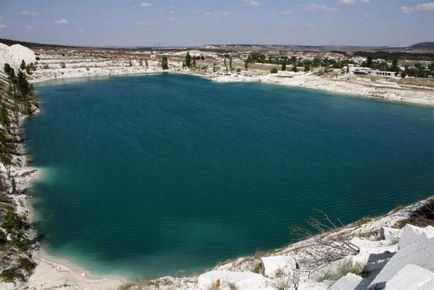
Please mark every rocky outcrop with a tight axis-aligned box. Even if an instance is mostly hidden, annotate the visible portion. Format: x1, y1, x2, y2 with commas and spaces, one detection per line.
0, 49, 39, 287
0, 44, 36, 69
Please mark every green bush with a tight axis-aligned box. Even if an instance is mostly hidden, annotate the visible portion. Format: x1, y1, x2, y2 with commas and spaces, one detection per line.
0, 268, 24, 283
270, 68, 278, 74
18, 257, 36, 273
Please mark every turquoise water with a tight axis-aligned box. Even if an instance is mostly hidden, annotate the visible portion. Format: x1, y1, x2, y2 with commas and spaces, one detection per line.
26, 74, 434, 278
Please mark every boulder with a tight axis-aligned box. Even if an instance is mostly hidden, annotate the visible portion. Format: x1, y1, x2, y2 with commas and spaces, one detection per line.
198, 270, 267, 290
330, 273, 363, 290
399, 224, 434, 249
379, 227, 400, 243
369, 238, 434, 289
385, 264, 434, 290
260, 255, 297, 277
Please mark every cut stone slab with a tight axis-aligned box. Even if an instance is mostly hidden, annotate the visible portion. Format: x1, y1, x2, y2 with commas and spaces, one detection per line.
380, 227, 400, 243
330, 273, 363, 290
198, 270, 267, 290
369, 237, 434, 289
399, 224, 434, 250
385, 264, 434, 290
261, 255, 297, 277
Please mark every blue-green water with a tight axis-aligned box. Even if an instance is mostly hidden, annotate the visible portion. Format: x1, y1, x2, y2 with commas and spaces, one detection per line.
26, 74, 433, 278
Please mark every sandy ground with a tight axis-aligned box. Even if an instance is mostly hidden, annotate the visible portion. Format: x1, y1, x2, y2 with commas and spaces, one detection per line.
26, 249, 126, 290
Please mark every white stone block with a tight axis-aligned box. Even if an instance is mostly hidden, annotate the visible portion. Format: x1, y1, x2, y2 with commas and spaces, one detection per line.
385, 264, 434, 290
399, 224, 434, 250
198, 270, 267, 290
380, 227, 400, 243
330, 273, 363, 290
261, 255, 297, 277
369, 237, 434, 289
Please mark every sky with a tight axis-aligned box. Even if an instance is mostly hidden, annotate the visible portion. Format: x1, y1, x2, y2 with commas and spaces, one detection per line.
0, 0, 433, 47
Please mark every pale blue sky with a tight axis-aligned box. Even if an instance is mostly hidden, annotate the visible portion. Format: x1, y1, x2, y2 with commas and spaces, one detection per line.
0, 0, 433, 47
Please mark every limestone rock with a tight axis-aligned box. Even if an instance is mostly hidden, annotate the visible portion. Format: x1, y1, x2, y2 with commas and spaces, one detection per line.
369, 238, 434, 289
384, 264, 434, 290
330, 273, 363, 290
0, 43, 36, 69
399, 224, 434, 250
198, 270, 268, 290
261, 255, 297, 277
380, 227, 400, 243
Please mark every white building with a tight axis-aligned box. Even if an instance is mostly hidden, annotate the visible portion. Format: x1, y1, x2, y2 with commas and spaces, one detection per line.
349, 66, 397, 78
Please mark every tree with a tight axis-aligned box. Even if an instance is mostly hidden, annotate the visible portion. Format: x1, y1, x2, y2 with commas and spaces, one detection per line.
244, 60, 249, 71
161, 56, 169, 70
229, 56, 233, 72
282, 58, 287, 71
4, 63, 12, 75
185, 52, 192, 67
270, 68, 278, 74
312, 58, 321, 68
392, 57, 399, 72
366, 55, 373, 68
192, 57, 196, 69
17, 71, 31, 96
304, 63, 311, 72
20, 60, 26, 70
293, 65, 298, 73
0, 104, 9, 126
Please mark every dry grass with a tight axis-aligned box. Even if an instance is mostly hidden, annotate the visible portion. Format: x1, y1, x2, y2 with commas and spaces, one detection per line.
394, 198, 434, 229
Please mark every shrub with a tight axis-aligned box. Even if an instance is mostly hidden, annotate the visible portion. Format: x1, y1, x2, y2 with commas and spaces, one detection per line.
0, 268, 24, 283
270, 68, 278, 74
1, 210, 23, 233
18, 257, 36, 273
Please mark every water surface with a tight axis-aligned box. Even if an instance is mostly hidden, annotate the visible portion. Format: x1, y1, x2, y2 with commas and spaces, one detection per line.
27, 74, 434, 278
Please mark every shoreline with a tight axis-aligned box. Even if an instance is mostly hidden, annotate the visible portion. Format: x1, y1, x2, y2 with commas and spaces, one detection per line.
30, 68, 434, 108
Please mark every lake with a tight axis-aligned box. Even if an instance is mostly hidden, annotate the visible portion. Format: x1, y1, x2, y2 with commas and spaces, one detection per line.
26, 73, 434, 278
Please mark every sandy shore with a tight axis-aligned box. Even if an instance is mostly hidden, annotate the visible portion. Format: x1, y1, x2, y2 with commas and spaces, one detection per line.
26, 249, 126, 290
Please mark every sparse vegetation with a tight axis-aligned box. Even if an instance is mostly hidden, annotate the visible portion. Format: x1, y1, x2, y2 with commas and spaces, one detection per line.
161, 56, 169, 70
394, 199, 434, 228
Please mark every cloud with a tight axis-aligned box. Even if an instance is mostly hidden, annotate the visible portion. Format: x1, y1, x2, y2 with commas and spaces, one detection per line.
401, 2, 434, 13
135, 21, 144, 25
140, 2, 152, 8
25, 25, 33, 30
303, 4, 338, 12
168, 16, 175, 22
20, 10, 37, 16
244, 0, 260, 7
0, 24, 6, 30
204, 11, 231, 16
280, 10, 294, 15
339, 0, 369, 5
55, 18, 68, 25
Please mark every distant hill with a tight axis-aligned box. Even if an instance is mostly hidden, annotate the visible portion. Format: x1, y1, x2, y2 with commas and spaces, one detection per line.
410, 42, 434, 49
0, 38, 73, 49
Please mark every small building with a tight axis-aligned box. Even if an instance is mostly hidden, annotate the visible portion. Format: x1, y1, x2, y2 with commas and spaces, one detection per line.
370, 70, 396, 77
349, 67, 371, 75
349, 66, 396, 78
